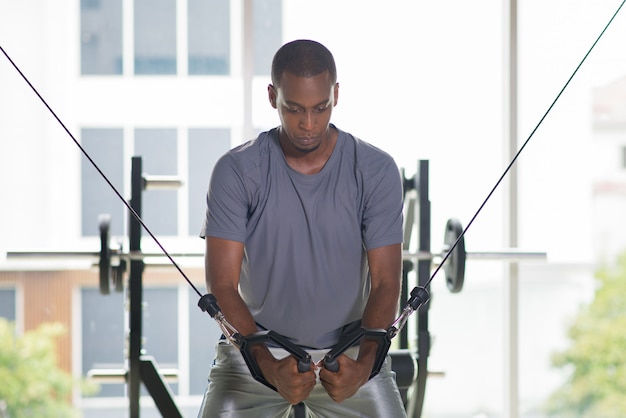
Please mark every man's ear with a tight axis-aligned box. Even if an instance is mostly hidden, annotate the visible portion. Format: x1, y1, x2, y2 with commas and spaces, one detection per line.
268, 84, 277, 108
333, 82, 339, 106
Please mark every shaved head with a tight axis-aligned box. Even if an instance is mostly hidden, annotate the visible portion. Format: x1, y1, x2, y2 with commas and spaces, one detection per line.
271, 39, 337, 87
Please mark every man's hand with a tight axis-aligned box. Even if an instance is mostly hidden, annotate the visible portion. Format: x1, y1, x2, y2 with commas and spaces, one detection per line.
316, 242, 402, 402
318, 351, 374, 403
255, 348, 318, 405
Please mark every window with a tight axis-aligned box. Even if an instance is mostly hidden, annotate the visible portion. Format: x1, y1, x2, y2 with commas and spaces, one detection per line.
135, 128, 179, 236
622, 145, 626, 169
0, 288, 16, 322
134, 0, 177, 75
80, 0, 282, 76
188, 0, 230, 75
81, 287, 180, 397
81, 127, 231, 238
142, 287, 179, 393
254, 0, 282, 75
81, 288, 125, 397
80, 284, 222, 413
188, 287, 216, 394
80, 0, 123, 75
188, 128, 231, 235
81, 128, 125, 237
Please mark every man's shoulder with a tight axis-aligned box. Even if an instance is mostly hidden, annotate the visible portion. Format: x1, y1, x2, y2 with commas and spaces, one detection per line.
220, 128, 277, 172
338, 129, 396, 173
231, 128, 276, 157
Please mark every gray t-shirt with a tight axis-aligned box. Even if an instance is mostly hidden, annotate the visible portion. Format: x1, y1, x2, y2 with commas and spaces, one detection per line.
200, 126, 403, 348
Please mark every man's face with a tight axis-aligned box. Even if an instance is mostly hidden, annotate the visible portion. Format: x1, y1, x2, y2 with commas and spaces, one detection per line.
268, 71, 338, 154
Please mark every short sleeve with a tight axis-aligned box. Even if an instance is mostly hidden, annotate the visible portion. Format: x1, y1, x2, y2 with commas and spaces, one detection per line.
199, 153, 249, 242
361, 157, 404, 250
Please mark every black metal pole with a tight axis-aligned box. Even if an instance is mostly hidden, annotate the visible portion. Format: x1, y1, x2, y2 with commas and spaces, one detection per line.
399, 259, 413, 349
414, 160, 430, 418
129, 156, 144, 418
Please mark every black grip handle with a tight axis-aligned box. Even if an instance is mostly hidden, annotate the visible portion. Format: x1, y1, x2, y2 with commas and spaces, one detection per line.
323, 328, 394, 378
322, 327, 364, 372
297, 359, 311, 373
238, 330, 313, 391
323, 357, 339, 372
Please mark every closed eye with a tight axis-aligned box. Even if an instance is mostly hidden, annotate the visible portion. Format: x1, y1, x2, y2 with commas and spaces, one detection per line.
284, 105, 302, 113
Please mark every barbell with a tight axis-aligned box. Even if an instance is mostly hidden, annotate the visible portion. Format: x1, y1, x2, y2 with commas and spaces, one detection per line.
6, 216, 546, 295
402, 217, 547, 293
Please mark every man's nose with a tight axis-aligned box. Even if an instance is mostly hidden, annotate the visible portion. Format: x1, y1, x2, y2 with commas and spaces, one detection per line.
300, 111, 315, 130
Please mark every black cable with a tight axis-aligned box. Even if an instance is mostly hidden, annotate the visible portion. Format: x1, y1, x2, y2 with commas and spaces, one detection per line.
1, 0, 624, 328
424, 0, 626, 290
0, 45, 203, 298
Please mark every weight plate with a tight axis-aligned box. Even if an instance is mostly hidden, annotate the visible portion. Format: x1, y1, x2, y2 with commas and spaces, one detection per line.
98, 214, 112, 295
443, 218, 466, 293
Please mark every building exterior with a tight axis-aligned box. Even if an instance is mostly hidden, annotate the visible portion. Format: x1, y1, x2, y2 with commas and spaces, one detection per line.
1, 1, 280, 415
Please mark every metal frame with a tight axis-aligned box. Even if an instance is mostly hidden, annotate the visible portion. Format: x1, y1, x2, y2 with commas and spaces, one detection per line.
6, 157, 548, 418
414, 160, 431, 418
127, 156, 183, 418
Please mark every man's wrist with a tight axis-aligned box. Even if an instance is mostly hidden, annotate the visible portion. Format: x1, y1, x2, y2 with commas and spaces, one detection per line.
250, 343, 274, 364
357, 338, 379, 366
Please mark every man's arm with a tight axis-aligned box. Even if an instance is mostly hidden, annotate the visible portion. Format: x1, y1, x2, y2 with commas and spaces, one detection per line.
361, 243, 403, 329
205, 236, 256, 335
319, 243, 402, 402
205, 236, 317, 404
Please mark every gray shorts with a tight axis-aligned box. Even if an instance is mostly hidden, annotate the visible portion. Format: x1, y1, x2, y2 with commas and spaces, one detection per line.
197, 341, 407, 418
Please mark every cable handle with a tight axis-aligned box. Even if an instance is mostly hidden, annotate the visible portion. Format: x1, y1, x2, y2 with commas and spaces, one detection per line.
198, 294, 311, 391
323, 286, 429, 375
323, 328, 393, 379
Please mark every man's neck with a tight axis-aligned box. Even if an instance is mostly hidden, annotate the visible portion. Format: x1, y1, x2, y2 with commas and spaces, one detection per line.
280, 127, 338, 175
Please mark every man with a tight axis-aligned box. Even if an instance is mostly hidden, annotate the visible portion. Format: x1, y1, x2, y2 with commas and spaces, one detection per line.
198, 39, 406, 417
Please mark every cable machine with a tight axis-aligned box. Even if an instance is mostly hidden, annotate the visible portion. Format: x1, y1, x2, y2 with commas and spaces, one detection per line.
8, 158, 547, 418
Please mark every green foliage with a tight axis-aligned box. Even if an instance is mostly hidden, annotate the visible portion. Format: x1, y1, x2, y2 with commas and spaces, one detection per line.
546, 253, 626, 417
0, 319, 81, 418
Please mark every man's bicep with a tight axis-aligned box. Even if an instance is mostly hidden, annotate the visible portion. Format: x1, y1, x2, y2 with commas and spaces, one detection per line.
205, 236, 245, 292
202, 154, 249, 240
361, 160, 404, 250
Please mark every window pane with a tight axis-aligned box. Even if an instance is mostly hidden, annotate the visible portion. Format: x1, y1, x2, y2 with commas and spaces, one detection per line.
143, 287, 179, 394
188, 0, 230, 75
81, 128, 125, 237
0, 288, 16, 321
134, 129, 178, 236
80, 0, 123, 75
80, 287, 179, 399
254, 0, 282, 75
188, 128, 231, 235
134, 0, 177, 75
189, 286, 223, 395
81, 288, 125, 397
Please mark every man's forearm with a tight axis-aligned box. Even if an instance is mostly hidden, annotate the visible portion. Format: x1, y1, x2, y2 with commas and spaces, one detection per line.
208, 284, 259, 337
361, 278, 401, 330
